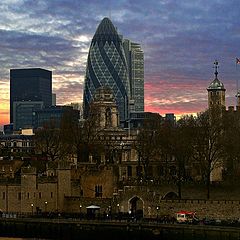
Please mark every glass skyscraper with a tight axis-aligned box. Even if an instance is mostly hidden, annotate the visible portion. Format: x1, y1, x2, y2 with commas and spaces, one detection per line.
10, 68, 52, 123
123, 39, 144, 113
83, 17, 130, 122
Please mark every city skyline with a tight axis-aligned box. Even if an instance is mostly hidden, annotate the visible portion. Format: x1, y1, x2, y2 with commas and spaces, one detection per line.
1, 0, 240, 128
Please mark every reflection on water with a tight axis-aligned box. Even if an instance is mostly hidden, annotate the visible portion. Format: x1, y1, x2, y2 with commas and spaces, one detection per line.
0, 238, 49, 240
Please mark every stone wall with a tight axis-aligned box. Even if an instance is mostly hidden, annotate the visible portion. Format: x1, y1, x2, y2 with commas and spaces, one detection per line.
158, 199, 240, 220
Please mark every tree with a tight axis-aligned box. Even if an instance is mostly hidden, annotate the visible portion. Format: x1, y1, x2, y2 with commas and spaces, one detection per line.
169, 115, 195, 198
134, 114, 162, 181
34, 120, 70, 161
192, 108, 224, 199
222, 111, 240, 183
81, 103, 103, 163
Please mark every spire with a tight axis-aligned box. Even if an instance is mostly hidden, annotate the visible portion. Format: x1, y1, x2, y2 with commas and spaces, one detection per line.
207, 60, 225, 90
213, 60, 219, 79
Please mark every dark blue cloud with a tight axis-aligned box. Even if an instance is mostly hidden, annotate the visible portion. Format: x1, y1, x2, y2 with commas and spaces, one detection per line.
0, 0, 240, 126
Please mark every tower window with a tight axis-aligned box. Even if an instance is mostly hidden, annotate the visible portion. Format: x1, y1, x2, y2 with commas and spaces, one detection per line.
95, 185, 102, 197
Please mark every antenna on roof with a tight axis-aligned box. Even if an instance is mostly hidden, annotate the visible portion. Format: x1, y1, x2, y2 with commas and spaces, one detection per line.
109, 0, 112, 19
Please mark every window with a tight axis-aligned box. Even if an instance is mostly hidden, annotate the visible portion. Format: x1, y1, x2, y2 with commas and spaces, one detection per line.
18, 192, 21, 200
127, 166, 132, 177
3, 192, 5, 200
39, 192, 42, 199
95, 185, 102, 198
51, 192, 53, 198
136, 166, 143, 177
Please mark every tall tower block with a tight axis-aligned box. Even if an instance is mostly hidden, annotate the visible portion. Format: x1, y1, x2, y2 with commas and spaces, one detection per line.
10, 68, 52, 123
83, 17, 130, 123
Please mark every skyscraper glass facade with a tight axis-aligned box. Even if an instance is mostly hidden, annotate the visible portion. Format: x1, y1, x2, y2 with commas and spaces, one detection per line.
123, 39, 144, 113
83, 17, 130, 122
10, 68, 52, 123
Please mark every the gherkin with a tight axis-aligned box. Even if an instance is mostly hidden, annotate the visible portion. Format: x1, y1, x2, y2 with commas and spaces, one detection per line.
83, 17, 130, 122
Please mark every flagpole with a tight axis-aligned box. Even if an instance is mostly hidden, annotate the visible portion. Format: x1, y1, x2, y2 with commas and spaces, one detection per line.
236, 58, 240, 107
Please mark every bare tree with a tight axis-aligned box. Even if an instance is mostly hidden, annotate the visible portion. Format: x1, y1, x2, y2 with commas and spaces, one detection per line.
34, 120, 70, 161
81, 103, 104, 163
134, 114, 162, 181
222, 110, 240, 183
192, 108, 224, 199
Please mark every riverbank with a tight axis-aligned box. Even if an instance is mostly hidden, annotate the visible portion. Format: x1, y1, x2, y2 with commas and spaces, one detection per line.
0, 217, 240, 240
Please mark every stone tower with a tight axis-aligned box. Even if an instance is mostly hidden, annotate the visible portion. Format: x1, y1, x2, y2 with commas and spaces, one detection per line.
57, 161, 71, 212
92, 86, 119, 129
21, 166, 37, 213
207, 60, 226, 109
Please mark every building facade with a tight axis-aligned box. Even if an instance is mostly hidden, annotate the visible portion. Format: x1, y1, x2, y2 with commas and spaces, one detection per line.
13, 101, 43, 131
83, 17, 130, 123
34, 106, 80, 129
123, 39, 144, 113
10, 68, 52, 123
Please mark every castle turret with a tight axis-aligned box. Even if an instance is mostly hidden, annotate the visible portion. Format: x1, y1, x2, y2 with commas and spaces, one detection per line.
207, 60, 226, 109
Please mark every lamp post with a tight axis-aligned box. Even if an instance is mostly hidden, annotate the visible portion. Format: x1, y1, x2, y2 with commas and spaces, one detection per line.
44, 201, 48, 213
120, 142, 125, 163
79, 204, 82, 213
117, 203, 120, 212
79, 204, 82, 219
156, 206, 160, 222
31, 203, 34, 216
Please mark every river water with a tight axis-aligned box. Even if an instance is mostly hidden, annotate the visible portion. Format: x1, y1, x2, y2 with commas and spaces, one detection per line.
0, 238, 49, 240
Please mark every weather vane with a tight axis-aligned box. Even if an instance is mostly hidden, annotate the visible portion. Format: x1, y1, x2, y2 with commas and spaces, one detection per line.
213, 60, 219, 78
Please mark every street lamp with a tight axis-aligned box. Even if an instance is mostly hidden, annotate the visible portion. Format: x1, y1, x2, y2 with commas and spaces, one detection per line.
120, 142, 125, 163
79, 204, 82, 213
156, 206, 160, 221
44, 201, 48, 212
117, 203, 120, 213
79, 204, 82, 219
31, 203, 34, 215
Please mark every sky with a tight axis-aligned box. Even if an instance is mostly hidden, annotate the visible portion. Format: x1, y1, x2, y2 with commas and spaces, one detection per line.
0, 0, 240, 128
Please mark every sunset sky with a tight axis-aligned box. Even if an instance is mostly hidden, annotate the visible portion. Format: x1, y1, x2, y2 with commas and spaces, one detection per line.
0, 0, 240, 128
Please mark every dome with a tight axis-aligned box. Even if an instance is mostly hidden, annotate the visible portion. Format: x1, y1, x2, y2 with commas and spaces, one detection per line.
207, 77, 225, 90
207, 60, 225, 91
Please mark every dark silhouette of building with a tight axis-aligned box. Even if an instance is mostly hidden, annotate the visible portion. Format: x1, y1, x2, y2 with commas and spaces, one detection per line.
34, 106, 80, 128
10, 68, 52, 123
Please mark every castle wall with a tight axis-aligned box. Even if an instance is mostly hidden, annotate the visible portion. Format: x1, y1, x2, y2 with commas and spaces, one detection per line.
80, 166, 117, 198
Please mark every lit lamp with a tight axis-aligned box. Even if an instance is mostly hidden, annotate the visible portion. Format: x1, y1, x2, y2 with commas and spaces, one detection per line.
31, 203, 34, 215
117, 203, 120, 213
79, 204, 82, 220
156, 206, 160, 220
44, 201, 48, 212
79, 204, 82, 213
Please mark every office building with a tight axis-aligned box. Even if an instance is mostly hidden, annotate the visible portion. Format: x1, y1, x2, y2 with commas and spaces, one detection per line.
52, 93, 56, 106
10, 68, 52, 123
123, 39, 144, 113
34, 106, 80, 129
83, 17, 130, 123
13, 101, 43, 130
